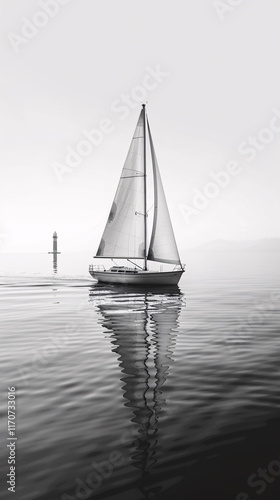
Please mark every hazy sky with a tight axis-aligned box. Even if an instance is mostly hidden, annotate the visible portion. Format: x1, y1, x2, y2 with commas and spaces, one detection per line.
1, 0, 280, 253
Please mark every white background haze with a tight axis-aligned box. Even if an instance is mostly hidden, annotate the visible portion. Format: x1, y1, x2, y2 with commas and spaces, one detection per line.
1, 0, 280, 254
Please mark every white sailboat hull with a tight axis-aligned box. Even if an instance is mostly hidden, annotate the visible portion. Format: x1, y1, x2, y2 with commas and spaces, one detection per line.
89, 269, 184, 286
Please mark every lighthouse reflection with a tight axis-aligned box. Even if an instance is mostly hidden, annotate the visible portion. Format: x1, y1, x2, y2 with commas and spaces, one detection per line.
52, 253, 58, 274
89, 284, 184, 495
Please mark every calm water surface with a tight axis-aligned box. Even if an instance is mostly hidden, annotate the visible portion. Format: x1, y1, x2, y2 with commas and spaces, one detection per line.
0, 252, 280, 500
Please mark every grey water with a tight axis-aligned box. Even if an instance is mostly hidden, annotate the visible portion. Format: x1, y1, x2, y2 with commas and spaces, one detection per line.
0, 252, 280, 500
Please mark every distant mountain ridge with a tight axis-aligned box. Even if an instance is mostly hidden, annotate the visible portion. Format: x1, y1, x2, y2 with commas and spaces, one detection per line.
194, 238, 280, 252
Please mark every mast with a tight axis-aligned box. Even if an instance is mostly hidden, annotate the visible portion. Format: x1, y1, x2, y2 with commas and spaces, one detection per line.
143, 103, 147, 271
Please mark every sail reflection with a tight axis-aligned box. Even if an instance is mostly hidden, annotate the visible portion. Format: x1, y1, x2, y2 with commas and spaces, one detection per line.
89, 284, 184, 488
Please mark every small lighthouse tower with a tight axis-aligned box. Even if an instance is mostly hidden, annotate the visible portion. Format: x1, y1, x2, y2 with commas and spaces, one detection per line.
53, 231, 58, 253
48, 232, 61, 254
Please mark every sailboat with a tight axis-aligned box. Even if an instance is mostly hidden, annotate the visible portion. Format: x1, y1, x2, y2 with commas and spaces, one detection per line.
89, 104, 185, 285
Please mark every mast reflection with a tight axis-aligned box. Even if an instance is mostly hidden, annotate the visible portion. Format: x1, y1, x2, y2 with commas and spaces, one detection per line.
89, 284, 184, 495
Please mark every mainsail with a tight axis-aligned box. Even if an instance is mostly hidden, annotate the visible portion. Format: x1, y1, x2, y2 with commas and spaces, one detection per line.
96, 110, 145, 259
147, 120, 181, 265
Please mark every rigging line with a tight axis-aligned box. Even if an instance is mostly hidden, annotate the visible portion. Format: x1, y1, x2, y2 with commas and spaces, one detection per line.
124, 168, 143, 172
127, 259, 143, 270
120, 175, 145, 179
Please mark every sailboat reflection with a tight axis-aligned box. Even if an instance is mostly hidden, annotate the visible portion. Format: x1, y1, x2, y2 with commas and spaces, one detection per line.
89, 284, 184, 496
